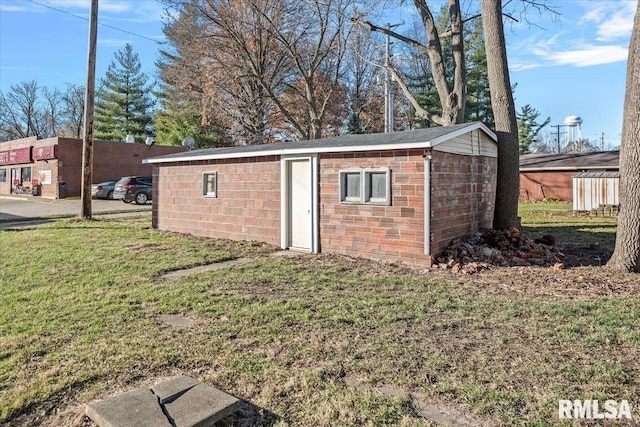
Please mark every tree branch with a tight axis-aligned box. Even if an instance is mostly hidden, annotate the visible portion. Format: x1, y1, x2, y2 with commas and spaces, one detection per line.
351, 18, 430, 54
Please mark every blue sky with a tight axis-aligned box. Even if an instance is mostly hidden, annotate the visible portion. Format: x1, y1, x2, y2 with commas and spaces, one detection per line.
0, 0, 635, 149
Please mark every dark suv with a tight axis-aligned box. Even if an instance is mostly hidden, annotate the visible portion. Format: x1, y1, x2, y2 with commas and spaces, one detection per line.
113, 176, 152, 205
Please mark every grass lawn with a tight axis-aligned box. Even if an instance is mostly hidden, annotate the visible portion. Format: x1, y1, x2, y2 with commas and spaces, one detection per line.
1, 210, 638, 426
519, 202, 618, 247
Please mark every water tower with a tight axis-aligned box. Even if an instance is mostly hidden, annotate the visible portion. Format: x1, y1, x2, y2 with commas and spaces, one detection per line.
564, 115, 583, 145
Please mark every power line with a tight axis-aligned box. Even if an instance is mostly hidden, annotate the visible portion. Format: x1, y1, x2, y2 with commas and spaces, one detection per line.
26, 0, 163, 44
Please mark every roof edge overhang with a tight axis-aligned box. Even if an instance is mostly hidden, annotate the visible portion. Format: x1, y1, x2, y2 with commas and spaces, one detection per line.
520, 166, 620, 172
144, 122, 497, 165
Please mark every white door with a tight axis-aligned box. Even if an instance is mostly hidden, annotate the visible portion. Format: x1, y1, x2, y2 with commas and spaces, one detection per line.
288, 159, 312, 250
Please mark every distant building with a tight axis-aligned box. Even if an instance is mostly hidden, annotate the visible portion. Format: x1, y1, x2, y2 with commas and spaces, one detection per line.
0, 136, 185, 198
519, 151, 619, 207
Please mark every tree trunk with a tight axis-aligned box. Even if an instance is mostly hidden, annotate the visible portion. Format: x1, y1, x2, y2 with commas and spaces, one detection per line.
607, 1, 640, 272
481, 0, 520, 230
412, 0, 465, 125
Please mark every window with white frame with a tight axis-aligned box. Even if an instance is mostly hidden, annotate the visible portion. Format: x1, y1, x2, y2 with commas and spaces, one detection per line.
339, 168, 390, 205
202, 172, 217, 197
340, 171, 361, 202
365, 170, 390, 204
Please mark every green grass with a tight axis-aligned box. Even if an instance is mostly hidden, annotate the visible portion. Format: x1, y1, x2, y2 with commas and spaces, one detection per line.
1, 216, 638, 426
519, 202, 618, 246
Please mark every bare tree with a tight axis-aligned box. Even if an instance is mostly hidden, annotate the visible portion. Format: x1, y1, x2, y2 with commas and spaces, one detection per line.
481, 0, 520, 229
42, 87, 62, 137
251, 0, 355, 140
200, 0, 289, 144
160, 0, 289, 144
61, 83, 85, 139
161, 0, 354, 142
608, 0, 640, 273
344, 22, 384, 133
354, 0, 466, 126
0, 80, 59, 140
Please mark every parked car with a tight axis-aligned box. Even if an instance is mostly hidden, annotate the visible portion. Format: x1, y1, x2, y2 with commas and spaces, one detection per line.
112, 176, 152, 205
91, 180, 117, 199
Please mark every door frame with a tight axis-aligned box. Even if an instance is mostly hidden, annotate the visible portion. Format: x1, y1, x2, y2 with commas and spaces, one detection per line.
280, 154, 318, 253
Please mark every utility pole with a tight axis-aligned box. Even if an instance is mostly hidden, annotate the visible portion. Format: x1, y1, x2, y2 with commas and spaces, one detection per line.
81, 0, 98, 219
384, 24, 393, 133
552, 124, 566, 153
383, 22, 403, 133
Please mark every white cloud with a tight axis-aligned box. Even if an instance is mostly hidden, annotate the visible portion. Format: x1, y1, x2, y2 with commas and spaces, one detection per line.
509, 62, 542, 71
3, 0, 163, 20
538, 44, 628, 67
508, 2, 632, 71
0, 3, 29, 12
579, 1, 635, 42
98, 38, 131, 47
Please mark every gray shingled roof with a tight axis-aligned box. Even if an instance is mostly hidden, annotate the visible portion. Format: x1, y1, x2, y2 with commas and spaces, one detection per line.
519, 151, 619, 171
144, 122, 495, 164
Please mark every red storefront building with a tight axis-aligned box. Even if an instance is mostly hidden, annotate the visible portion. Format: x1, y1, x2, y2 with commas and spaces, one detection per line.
0, 136, 185, 198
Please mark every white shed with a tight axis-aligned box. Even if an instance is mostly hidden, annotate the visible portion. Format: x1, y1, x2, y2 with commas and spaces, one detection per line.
573, 171, 619, 211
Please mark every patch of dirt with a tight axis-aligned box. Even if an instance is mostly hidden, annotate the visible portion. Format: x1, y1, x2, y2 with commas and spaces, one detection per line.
311, 243, 637, 301
453, 264, 640, 300
434, 227, 615, 274
416, 228, 639, 300
344, 376, 491, 426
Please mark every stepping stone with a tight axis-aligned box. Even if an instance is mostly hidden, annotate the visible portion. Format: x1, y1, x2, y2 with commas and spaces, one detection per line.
86, 387, 171, 427
151, 375, 200, 404
163, 383, 240, 427
86, 376, 240, 427
157, 314, 194, 328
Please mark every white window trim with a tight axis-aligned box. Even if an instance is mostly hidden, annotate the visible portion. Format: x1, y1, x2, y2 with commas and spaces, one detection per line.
339, 168, 391, 205
364, 168, 391, 205
202, 171, 217, 198
339, 169, 363, 204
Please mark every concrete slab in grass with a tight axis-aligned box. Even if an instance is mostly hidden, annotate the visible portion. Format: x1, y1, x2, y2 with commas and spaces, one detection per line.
86, 387, 172, 427
151, 375, 201, 404
86, 376, 240, 427
163, 383, 241, 427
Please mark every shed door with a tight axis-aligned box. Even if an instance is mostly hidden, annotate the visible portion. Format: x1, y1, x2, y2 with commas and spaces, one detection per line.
288, 159, 312, 250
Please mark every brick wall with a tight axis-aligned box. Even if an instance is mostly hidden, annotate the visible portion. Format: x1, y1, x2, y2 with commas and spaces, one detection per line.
429, 151, 496, 254
150, 147, 496, 268
153, 156, 281, 245
57, 139, 185, 197
318, 149, 432, 266
0, 137, 43, 196
0, 137, 184, 198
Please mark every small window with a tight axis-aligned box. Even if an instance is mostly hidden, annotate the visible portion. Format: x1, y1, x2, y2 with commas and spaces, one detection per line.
340, 168, 390, 205
365, 170, 390, 205
202, 172, 217, 197
340, 171, 361, 202
0, 169, 6, 183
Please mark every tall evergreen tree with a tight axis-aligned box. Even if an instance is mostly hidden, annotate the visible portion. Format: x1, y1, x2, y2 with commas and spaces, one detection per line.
517, 104, 550, 154
94, 44, 155, 142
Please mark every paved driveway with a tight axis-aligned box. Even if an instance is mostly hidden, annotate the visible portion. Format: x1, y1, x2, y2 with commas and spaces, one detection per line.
0, 195, 150, 222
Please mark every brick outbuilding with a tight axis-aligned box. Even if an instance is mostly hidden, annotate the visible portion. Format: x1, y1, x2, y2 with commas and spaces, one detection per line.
145, 122, 498, 266
0, 136, 185, 198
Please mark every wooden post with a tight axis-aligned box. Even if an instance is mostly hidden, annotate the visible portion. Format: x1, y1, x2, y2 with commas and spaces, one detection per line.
81, 0, 98, 219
